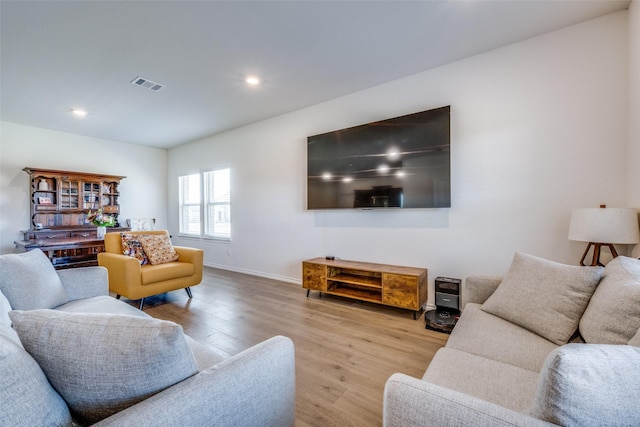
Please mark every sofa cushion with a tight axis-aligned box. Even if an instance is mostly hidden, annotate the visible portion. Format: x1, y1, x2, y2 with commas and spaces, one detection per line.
481, 252, 602, 345
0, 330, 72, 427
0, 290, 12, 328
580, 256, 640, 344
423, 347, 540, 413
446, 303, 558, 372
0, 322, 21, 348
121, 233, 149, 265
184, 335, 227, 371
0, 249, 68, 310
56, 295, 149, 318
531, 344, 640, 425
139, 234, 179, 265
9, 309, 199, 425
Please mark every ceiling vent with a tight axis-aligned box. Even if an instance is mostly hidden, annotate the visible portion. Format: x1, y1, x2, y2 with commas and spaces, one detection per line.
130, 76, 165, 92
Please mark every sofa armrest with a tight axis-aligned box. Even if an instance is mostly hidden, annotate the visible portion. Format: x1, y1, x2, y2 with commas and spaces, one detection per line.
174, 246, 204, 282
57, 267, 109, 301
464, 275, 503, 307
94, 335, 296, 427
383, 373, 555, 427
173, 246, 203, 264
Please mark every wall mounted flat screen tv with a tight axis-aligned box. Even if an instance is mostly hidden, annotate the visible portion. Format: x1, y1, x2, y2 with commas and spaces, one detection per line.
307, 105, 450, 210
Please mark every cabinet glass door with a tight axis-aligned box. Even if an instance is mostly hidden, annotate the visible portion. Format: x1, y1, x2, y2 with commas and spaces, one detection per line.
83, 182, 101, 210
59, 179, 79, 210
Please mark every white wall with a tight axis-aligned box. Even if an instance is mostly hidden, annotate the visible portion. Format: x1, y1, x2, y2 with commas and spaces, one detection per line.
629, 2, 640, 208
0, 122, 168, 254
169, 11, 630, 307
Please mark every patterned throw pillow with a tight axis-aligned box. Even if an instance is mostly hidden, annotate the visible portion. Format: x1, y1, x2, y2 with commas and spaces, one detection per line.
121, 233, 149, 265
138, 234, 179, 265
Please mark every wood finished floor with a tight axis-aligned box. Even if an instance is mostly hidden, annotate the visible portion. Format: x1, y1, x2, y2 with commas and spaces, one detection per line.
127, 267, 448, 427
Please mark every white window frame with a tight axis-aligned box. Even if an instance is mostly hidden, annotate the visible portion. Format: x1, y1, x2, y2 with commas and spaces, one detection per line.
178, 173, 202, 236
178, 167, 231, 241
203, 167, 231, 240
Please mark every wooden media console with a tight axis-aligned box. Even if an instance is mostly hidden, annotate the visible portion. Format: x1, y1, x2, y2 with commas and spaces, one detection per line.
302, 258, 427, 319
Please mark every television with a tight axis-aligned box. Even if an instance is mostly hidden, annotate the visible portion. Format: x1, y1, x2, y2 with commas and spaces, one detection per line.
307, 105, 451, 210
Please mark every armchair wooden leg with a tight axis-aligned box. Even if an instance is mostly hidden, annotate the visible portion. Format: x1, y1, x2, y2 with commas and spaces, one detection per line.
139, 298, 145, 310
115, 295, 121, 300
185, 287, 193, 299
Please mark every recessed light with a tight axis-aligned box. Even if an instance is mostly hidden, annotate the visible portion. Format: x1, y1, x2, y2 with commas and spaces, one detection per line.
71, 109, 87, 117
245, 76, 260, 86
387, 147, 400, 161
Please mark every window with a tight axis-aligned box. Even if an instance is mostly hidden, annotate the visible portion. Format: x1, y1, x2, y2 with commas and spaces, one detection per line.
178, 174, 201, 236
178, 167, 231, 240
204, 168, 230, 240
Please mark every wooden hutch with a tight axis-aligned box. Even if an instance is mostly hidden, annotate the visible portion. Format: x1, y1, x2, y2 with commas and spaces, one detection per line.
14, 167, 129, 268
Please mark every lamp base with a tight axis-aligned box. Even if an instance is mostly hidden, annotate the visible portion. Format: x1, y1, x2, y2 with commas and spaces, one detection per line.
579, 242, 618, 267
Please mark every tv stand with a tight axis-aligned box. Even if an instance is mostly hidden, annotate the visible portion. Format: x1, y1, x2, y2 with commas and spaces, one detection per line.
302, 258, 427, 319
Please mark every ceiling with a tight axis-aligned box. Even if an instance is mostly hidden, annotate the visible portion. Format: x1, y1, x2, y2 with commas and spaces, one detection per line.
0, 0, 630, 149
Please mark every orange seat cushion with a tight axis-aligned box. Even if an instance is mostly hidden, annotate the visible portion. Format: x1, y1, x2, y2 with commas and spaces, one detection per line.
140, 262, 195, 285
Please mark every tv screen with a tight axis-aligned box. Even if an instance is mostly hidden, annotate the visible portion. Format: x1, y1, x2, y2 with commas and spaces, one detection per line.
307, 105, 451, 210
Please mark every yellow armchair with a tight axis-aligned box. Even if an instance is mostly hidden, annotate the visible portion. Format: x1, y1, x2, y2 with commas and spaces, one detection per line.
98, 230, 204, 309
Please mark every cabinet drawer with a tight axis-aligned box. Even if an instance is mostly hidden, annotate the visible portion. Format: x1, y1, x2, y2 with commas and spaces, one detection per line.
70, 230, 97, 238
102, 206, 119, 214
32, 231, 72, 240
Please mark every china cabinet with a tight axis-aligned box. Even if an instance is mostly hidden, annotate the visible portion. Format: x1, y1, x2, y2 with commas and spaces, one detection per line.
14, 167, 128, 268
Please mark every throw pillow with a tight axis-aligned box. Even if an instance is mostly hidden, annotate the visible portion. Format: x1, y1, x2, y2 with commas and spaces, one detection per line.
0, 332, 72, 427
120, 233, 149, 265
531, 344, 640, 425
579, 256, 640, 344
481, 252, 603, 345
138, 234, 179, 265
0, 249, 68, 310
9, 309, 198, 425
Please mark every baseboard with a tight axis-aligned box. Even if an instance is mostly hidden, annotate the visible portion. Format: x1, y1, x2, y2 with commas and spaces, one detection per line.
203, 262, 301, 285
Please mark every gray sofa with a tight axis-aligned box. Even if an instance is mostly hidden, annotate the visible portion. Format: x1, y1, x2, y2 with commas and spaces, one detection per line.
384, 252, 640, 426
0, 249, 296, 427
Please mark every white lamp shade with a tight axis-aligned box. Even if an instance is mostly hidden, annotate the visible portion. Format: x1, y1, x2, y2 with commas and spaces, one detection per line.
569, 208, 640, 244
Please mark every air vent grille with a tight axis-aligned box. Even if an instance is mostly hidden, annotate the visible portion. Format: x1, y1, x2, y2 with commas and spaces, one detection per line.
130, 76, 165, 92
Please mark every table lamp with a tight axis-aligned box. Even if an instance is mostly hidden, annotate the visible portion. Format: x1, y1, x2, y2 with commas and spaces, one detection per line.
568, 206, 640, 266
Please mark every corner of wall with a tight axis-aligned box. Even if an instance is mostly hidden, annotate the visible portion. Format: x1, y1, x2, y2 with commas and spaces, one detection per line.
629, 1, 640, 207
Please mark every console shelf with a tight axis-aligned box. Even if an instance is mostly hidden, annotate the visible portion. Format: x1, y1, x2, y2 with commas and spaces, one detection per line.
329, 273, 382, 288
303, 258, 427, 319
